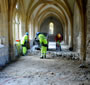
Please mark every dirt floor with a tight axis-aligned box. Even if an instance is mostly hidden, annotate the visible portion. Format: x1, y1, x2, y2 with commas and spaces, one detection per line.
0, 53, 90, 85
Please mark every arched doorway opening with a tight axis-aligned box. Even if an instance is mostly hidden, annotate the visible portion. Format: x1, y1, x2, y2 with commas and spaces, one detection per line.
49, 22, 54, 35
40, 17, 63, 37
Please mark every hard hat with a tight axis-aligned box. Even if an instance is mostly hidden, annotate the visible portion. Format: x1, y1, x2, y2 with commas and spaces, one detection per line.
36, 32, 40, 37
57, 33, 61, 38
26, 32, 29, 35
16, 40, 20, 42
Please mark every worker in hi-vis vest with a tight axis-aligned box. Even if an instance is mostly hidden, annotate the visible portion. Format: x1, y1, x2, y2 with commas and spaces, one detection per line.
21, 32, 29, 55
36, 32, 48, 59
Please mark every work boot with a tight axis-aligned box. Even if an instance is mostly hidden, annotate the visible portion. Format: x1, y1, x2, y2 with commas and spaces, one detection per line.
79, 64, 88, 68
44, 55, 46, 59
40, 56, 43, 59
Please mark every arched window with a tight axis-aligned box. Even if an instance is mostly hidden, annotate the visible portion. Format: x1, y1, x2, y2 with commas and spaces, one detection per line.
16, 3, 19, 9
13, 14, 22, 42
49, 22, 54, 34
29, 23, 32, 39
15, 14, 20, 40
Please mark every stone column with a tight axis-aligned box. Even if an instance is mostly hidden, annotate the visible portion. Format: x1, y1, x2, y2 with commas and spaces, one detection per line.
64, 24, 68, 45
86, 0, 90, 59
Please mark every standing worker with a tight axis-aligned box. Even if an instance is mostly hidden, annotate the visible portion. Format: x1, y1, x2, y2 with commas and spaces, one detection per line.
55, 33, 62, 51
21, 32, 29, 55
36, 32, 48, 59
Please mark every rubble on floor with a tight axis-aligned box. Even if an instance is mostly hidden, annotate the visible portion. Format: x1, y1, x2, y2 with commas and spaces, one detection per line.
0, 55, 90, 85
28, 48, 80, 60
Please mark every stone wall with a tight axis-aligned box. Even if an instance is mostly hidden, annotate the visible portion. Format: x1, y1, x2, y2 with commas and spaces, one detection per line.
0, 1, 9, 67
86, 0, 90, 57
0, 46, 9, 67
0, 1, 8, 45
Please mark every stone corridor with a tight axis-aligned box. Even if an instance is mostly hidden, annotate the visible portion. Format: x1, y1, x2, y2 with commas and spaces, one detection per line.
0, 0, 90, 85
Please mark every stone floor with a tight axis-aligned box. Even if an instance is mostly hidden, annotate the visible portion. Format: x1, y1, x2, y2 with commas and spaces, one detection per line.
0, 54, 90, 85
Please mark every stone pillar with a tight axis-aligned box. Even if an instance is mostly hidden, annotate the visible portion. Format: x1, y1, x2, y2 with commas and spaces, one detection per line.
86, 0, 90, 59
33, 19, 36, 37
70, 19, 73, 48
68, 20, 72, 47
64, 24, 68, 45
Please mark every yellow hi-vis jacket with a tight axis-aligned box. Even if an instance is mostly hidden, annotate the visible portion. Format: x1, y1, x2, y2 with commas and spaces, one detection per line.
21, 35, 29, 45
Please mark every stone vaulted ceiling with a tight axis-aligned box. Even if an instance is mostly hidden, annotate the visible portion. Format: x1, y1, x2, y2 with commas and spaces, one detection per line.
22, 0, 75, 30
